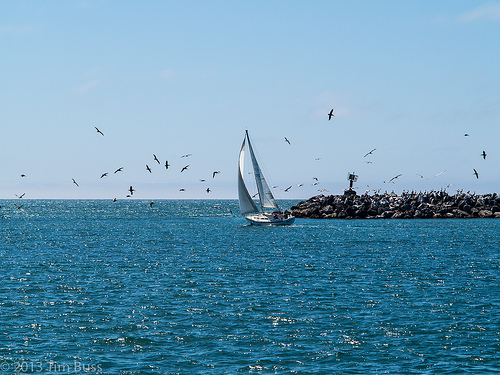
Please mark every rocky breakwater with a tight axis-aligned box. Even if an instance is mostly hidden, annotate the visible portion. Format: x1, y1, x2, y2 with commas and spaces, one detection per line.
290, 190, 500, 219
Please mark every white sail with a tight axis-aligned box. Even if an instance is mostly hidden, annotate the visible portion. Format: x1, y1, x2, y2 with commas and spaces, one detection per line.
238, 135, 259, 214
245, 131, 279, 210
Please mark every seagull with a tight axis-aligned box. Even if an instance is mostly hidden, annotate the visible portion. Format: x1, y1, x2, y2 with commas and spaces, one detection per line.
206, 188, 211, 193
328, 109, 335, 120
464, 133, 469, 136
364, 148, 377, 158
313, 177, 318, 181
129, 186, 135, 195
15, 193, 25, 199
146, 165, 152, 173
95, 127, 104, 136
199, 179, 206, 182
213, 171, 220, 178
297, 184, 303, 187
153, 154, 160, 164
284, 137, 291, 145
473, 169, 479, 179
284, 186, 292, 192
481, 151, 487, 159
165, 160, 170, 169
20, 174, 26, 177
384, 174, 402, 183
179, 188, 185, 192
100, 173, 108, 178
72, 178, 79, 187
114, 167, 123, 174
181, 165, 189, 172
181, 154, 192, 158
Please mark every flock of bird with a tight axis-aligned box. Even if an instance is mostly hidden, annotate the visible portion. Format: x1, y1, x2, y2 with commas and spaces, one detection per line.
279, 110, 488, 196
6, 126, 223, 207
5, 110, 489, 208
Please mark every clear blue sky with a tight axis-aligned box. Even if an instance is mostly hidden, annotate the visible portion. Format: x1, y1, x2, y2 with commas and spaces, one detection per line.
1, 1, 499, 199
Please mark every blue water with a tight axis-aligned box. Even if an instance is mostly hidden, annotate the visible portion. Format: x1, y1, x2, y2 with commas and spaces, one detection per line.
1, 199, 499, 374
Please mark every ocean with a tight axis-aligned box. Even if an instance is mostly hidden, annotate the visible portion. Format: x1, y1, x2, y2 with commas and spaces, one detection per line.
0, 199, 499, 374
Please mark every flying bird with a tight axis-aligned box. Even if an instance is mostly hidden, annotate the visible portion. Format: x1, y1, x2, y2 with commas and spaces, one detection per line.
213, 171, 220, 178
328, 109, 335, 120
153, 154, 160, 164
384, 174, 402, 183
181, 165, 189, 172
464, 134, 469, 137
150, 201, 154, 207
481, 151, 487, 159
179, 188, 185, 192
284, 137, 291, 145
284, 186, 292, 192
100, 173, 108, 178
181, 154, 192, 158
165, 160, 170, 169
473, 169, 479, 179
95, 127, 104, 136
146, 165, 152, 173
114, 167, 123, 174
364, 148, 377, 157
72, 178, 79, 187
206, 188, 211, 193
15, 193, 25, 199
20, 174, 26, 177
129, 186, 135, 195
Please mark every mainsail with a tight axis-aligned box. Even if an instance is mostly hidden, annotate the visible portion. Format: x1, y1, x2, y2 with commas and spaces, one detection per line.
238, 130, 279, 214
238, 134, 259, 214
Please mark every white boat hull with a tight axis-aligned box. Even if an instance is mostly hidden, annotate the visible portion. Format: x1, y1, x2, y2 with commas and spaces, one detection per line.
244, 213, 295, 226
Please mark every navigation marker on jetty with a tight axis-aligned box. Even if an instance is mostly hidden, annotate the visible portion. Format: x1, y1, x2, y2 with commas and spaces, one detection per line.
346, 172, 358, 196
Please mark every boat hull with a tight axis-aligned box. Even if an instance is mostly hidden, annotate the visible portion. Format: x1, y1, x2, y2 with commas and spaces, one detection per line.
243, 213, 295, 226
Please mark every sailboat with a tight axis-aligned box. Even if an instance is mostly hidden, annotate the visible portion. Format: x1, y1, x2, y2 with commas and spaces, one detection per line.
238, 130, 295, 226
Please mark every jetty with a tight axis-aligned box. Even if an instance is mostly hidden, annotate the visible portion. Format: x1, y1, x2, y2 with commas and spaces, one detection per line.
291, 190, 500, 219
